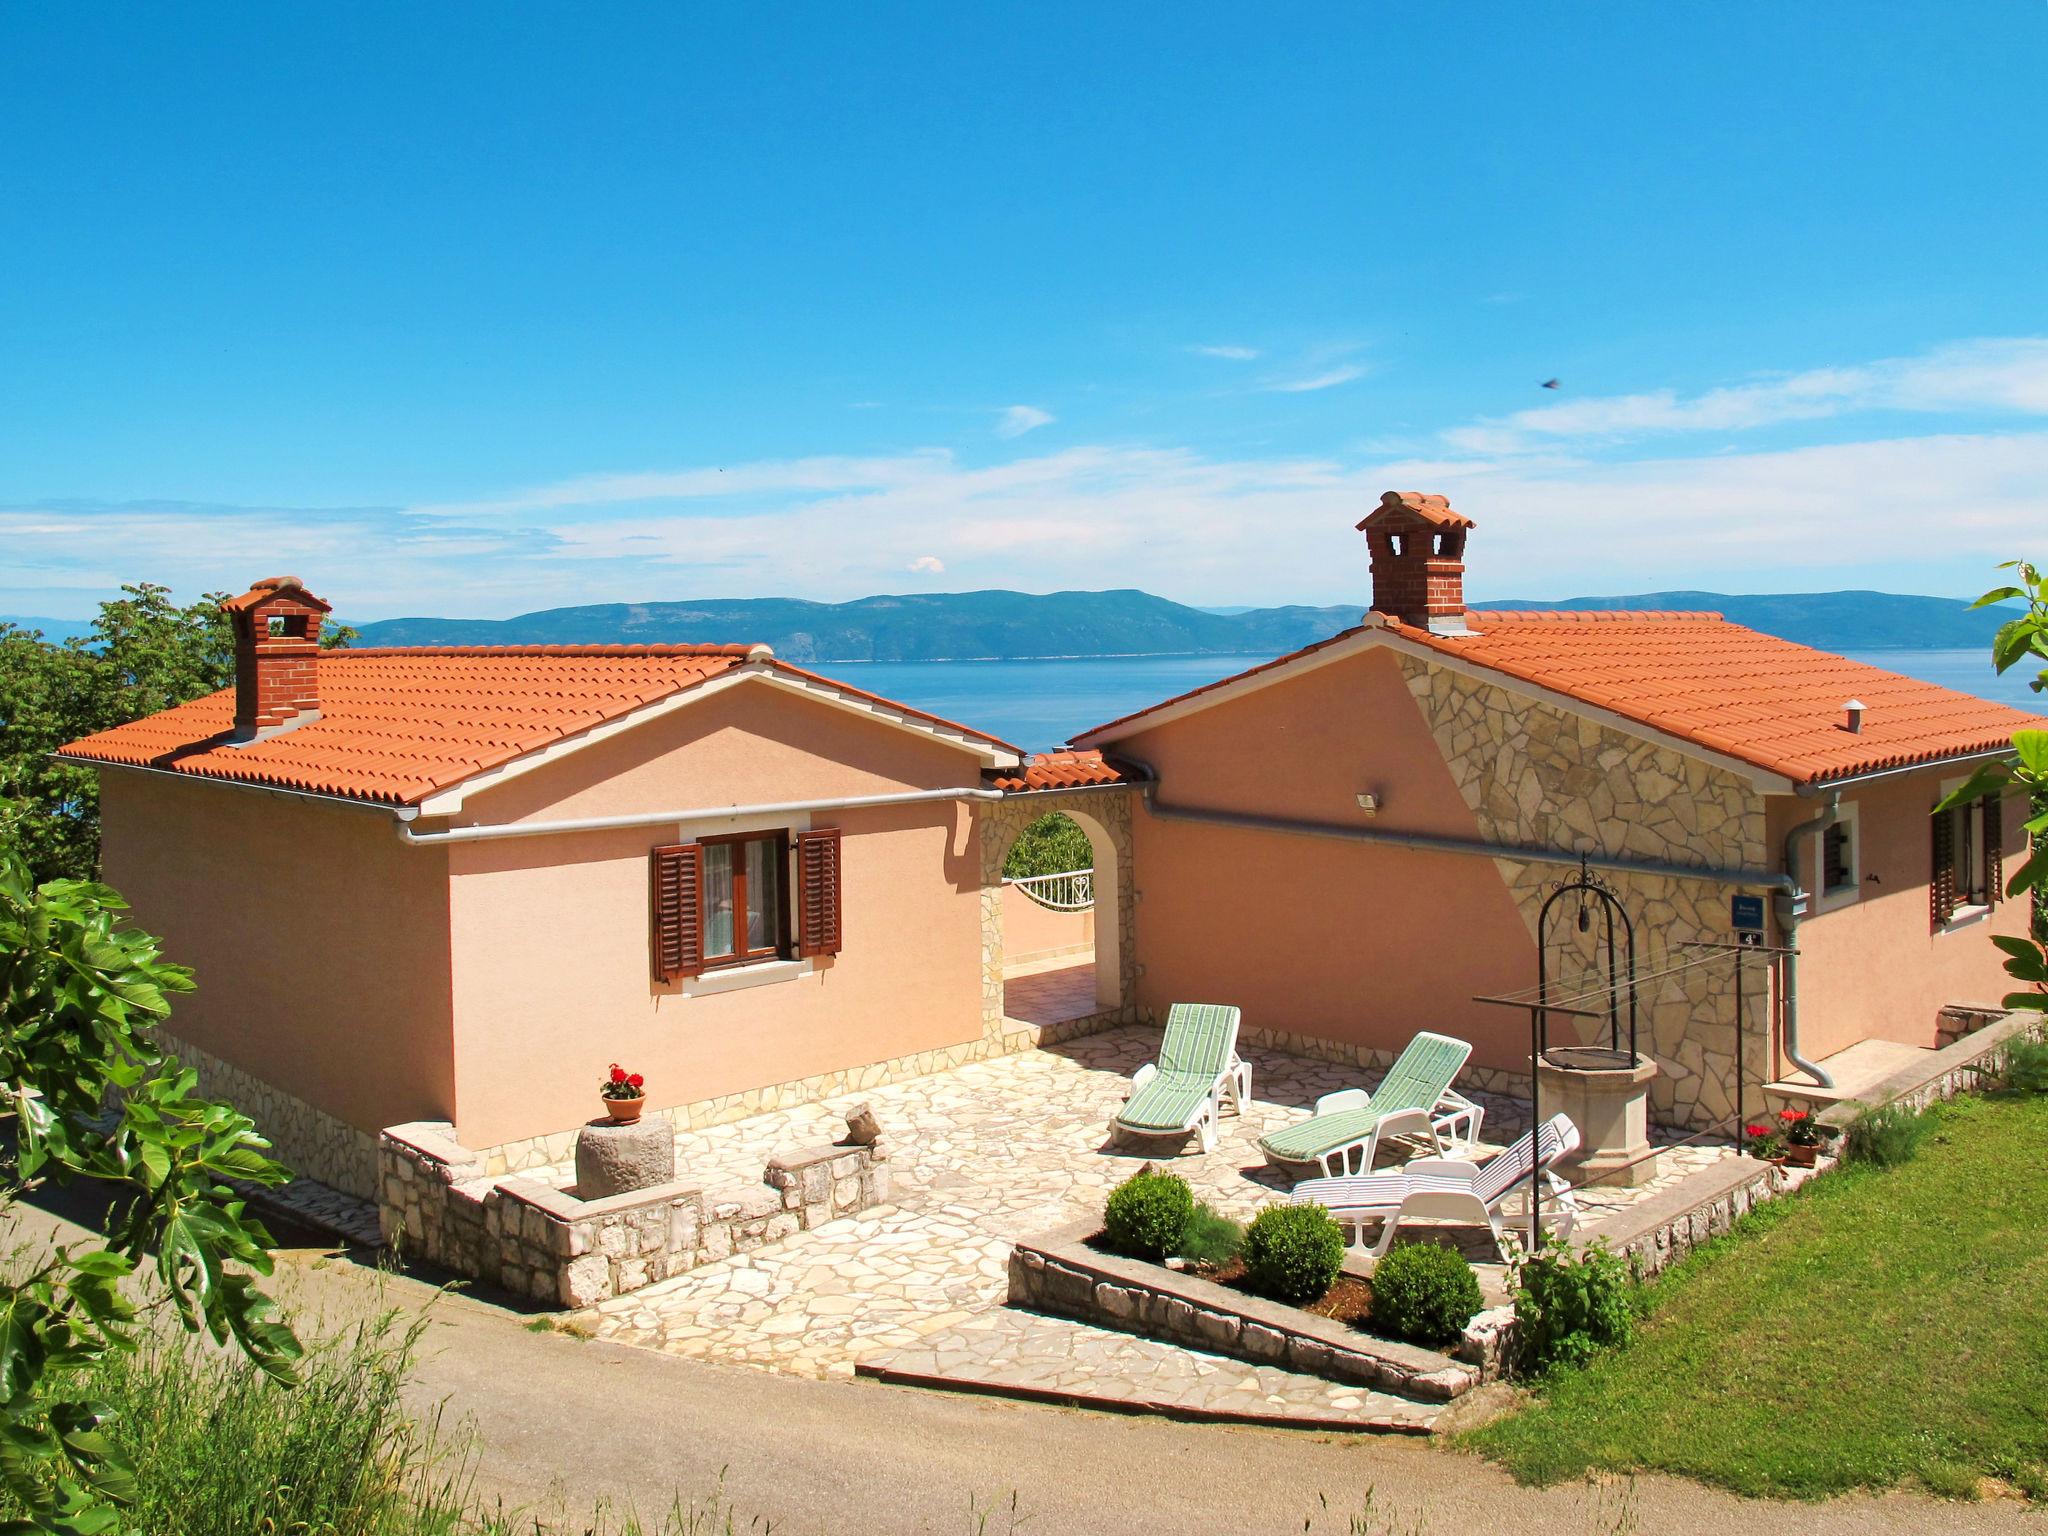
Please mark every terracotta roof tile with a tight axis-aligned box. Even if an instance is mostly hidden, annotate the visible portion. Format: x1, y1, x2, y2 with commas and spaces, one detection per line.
988, 749, 1130, 794
1356, 490, 1475, 531
1079, 611, 2047, 787
58, 645, 1021, 806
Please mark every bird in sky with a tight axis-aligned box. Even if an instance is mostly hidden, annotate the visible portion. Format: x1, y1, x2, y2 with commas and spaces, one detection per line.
1540, 378, 1561, 390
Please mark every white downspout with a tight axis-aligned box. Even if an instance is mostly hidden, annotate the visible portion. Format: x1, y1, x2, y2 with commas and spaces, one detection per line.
395, 785, 1004, 846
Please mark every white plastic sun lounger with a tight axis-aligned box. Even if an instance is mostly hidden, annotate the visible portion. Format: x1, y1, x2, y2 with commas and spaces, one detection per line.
1112, 1002, 1249, 1154
1288, 1113, 1581, 1259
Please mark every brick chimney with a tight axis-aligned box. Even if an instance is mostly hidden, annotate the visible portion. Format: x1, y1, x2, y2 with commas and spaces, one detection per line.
221, 577, 331, 739
1356, 491, 1476, 636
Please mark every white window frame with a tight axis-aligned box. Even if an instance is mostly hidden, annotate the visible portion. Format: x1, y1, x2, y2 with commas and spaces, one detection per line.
1814, 800, 1861, 914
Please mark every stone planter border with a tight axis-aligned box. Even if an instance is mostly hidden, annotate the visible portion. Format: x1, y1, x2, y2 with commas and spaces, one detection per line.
1006, 1218, 1508, 1401
378, 1119, 888, 1308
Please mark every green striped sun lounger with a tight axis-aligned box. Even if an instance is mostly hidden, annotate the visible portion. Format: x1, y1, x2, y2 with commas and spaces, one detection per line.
1257, 1030, 1480, 1178
1111, 1003, 1249, 1155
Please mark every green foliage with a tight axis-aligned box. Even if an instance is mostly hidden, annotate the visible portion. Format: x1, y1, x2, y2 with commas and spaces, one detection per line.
1001, 812, 1093, 880
1940, 558, 2048, 1007
1241, 1203, 1346, 1304
1102, 1170, 1194, 1260
1467, 1095, 2048, 1500
0, 584, 356, 883
1367, 1242, 1483, 1347
0, 837, 302, 1532
1999, 1037, 2048, 1094
1841, 1100, 1932, 1168
1511, 1237, 1636, 1375
1175, 1202, 1244, 1267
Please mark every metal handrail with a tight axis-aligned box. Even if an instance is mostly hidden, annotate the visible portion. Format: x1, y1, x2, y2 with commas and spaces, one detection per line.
1004, 869, 1095, 911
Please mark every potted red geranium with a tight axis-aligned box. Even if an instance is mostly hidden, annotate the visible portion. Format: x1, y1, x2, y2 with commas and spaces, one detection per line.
601, 1063, 647, 1124
1779, 1105, 1823, 1167
1743, 1121, 1787, 1166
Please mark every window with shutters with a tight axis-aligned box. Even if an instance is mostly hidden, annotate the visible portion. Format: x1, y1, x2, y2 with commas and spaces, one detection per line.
651, 826, 844, 983
1932, 790, 2005, 929
1815, 802, 1861, 911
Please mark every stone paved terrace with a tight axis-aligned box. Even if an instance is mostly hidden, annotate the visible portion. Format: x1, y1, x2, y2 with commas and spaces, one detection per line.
573, 1025, 1734, 1380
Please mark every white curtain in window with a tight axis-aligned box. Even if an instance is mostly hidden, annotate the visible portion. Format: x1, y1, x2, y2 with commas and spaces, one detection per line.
704, 842, 736, 958
746, 836, 781, 951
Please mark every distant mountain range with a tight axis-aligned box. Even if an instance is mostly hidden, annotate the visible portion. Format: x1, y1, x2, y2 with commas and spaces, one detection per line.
331, 587, 2015, 662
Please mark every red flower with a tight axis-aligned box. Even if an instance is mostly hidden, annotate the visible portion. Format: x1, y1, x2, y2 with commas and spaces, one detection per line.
1778, 1107, 1809, 1123
609, 1065, 628, 1084
1743, 1123, 1769, 1138
628, 1073, 644, 1089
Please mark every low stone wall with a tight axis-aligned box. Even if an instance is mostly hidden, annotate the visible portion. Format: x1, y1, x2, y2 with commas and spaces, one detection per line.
161, 1032, 379, 1197
1008, 1219, 1501, 1402
1935, 1003, 2009, 1050
379, 1121, 888, 1308
1833, 1008, 2046, 1119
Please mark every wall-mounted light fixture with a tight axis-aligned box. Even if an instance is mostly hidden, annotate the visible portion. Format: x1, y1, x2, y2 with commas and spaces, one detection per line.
1356, 792, 1381, 815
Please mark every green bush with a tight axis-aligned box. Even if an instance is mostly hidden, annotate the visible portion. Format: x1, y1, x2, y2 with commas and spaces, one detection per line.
1512, 1237, 1636, 1374
1368, 1242, 1483, 1346
1999, 1037, 2048, 1094
1176, 1202, 1244, 1267
1242, 1203, 1346, 1304
1001, 811, 1093, 879
1103, 1170, 1194, 1259
1843, 1101, 1932, 1167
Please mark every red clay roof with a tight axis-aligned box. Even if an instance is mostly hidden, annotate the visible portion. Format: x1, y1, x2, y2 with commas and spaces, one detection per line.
1355, 490, 1474, 531
1078, 611, 2048, 788
58, 645, 1021, 806
989, 749, 1130, 794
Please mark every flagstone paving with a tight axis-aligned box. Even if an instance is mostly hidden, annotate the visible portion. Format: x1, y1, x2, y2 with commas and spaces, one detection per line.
575, 1026, 1735, 1381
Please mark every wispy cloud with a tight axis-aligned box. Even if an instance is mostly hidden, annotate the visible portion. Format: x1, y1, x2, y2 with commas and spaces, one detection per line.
1445, 337, 2048, 454
1263, 363, 1367, 394
1188, 344, 1260, 360
907, 554, 945, 574
995, 404, 1055, 438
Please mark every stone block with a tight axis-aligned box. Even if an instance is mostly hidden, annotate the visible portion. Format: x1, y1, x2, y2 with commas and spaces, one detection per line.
618, 1257, 649, 1294
699, 1223, 732, 1265
801, 1164, 832, 1203
1092, 1282, 1137, 1321
1193, 1309, 1240, 1352
1240, 1322, 1286, 1363
764, 1212, 800, 1243
573, 1116, 676, 1200
560, 1253, 611, 1307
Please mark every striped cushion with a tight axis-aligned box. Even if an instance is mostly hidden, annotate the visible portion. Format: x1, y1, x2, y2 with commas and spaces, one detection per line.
1255, 1030, 1471, 1163
1116, 1003, 1241, 1134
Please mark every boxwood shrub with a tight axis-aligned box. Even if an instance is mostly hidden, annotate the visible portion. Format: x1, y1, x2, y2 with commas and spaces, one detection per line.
1242, 1203, 1345, 1303
1103, 1169, 1194, 1259
1368, 1241, 1483, 1346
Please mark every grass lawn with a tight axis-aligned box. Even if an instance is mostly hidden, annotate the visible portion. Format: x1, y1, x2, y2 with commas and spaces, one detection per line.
1465, 1091, 2048, 1500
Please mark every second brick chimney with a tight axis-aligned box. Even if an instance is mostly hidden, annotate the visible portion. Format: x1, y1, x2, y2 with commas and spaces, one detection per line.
221, 577, 331, 739
1357, 491, 1475, 636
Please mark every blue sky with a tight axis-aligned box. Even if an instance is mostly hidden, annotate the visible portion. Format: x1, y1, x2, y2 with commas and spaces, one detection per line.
4, 3, 2047, 622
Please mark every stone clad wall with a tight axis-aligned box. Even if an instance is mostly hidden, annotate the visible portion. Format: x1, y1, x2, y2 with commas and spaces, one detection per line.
379, 1121, 888, 1308
162, 1031, 380, 1197
1401, 656, 1772, 1131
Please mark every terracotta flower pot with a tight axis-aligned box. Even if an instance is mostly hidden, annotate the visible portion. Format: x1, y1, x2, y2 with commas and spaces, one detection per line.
1785, 1143, 1818, 1168
603, 1094, 646, 1124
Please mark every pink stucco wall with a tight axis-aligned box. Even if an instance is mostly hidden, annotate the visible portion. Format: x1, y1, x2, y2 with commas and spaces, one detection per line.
95, 770, 457, 1134
1770, 774, 2035, 1063
443, 681, 987, 1148
1115, 647, 1544, 1078
1000, 882, 1095, 965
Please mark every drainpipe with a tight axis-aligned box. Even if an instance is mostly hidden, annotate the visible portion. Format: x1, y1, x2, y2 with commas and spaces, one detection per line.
396, 785, 1004, 847
1776, 791, 1840, 1088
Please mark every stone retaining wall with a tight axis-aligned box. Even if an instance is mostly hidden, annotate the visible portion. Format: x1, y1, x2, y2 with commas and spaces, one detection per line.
379, 1121, 888, 1307
1007, 1219, 1506, 1402
162, 1032, 380, 1197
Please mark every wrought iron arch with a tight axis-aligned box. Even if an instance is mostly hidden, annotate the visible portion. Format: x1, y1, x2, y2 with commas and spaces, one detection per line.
1535, 857, 1639, 1066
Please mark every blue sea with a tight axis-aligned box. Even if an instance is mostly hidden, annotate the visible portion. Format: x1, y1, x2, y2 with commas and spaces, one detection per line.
833, 649, 2046, 753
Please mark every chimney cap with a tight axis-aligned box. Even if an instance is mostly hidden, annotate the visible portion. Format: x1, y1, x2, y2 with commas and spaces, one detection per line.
221, 577, 333, 616
1842, 699, 1867, 733
1355, 490, 1476, 533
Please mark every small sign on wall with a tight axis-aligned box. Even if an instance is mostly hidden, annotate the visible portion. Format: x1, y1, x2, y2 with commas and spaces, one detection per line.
1730, 893, 1765, 946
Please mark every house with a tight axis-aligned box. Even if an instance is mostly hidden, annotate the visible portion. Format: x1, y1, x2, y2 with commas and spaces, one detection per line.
58, 576, 1056, 1196
1071, 493, 2044, 1132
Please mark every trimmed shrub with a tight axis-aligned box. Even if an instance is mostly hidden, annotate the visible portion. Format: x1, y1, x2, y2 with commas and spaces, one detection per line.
1242, 1203, 1346, 1304
1369, 1242, 1483, 1346
1103, 1169, 1194, 1259
1843, 1101, 1931, 1167
1512, 1236, 1636, 1375
1177, 1202, 1245, 1267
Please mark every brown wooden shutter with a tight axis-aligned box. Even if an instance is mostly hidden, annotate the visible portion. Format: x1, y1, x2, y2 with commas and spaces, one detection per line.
795, 827, 843, 958
1931, 807, 1957, 930
1984, 794, 2004, 907
651, 843, 704, 981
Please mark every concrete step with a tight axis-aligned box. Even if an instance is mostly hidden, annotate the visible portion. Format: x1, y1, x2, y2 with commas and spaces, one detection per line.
1764, 1038, 1940, 1109
856, 1308, 1442, 1434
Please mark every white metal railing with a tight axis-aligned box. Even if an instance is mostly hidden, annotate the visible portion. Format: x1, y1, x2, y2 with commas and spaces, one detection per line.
1006, 868, 1094, 911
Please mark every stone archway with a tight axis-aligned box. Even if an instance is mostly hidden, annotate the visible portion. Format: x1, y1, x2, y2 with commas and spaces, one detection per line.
979, 787, 1137, 1048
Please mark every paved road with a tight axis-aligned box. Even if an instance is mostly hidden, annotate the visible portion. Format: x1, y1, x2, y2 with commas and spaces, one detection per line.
14, 1192, 2033, 1535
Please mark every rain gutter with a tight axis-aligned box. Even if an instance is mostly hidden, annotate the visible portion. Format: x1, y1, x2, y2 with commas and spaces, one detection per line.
395, 786, 1004, 847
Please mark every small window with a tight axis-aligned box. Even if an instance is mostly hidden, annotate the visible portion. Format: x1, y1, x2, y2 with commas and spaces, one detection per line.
1822, 822, 1854, 894
700, 831, 788, 968
1932, 790, 2004, 927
